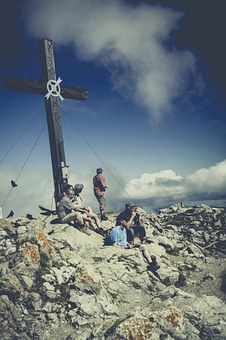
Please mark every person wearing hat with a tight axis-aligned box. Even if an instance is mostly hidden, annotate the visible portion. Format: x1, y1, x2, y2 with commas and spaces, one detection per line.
115, 202, 147, 244
93, 168, 108, 221
73, 183, 102, 230
57, 184, 91, 236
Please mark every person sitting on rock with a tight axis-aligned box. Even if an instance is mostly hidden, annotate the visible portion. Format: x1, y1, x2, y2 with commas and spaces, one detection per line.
115, 202, 147, 245
109, 217, 159, 272
57, 184, 93, 236
73, 183, 103, 231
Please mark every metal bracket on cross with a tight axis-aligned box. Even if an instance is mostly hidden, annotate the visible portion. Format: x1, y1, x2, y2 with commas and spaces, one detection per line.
45, 77, 65, 101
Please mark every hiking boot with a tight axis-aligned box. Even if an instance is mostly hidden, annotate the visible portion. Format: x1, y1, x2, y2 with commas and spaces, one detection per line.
147, 256, 160, 272
96, 228, 106, 236
80, 226, 91, 236
148, 256, 160, 271
152, 263, 160, 271
101, 215, 108, 221
147, 262, 160, 272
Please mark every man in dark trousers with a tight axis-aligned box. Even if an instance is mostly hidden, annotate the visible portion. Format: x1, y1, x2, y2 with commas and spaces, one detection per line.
93, 168, 108, 221
116, 201, 147, 244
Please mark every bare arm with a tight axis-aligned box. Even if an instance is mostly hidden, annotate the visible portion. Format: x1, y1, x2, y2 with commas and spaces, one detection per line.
121, 211, 136, 228
100, 174, 108, 190
73, 203, 87, 214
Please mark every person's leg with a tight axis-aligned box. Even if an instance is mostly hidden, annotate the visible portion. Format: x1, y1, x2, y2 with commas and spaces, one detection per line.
82, 215, 97, 230
62, 212, 91, 235
85, 209, 101, 228
91, 214, 101, 228
132, 225, 146, 242
97, 195, 108, 220
126, 228, 135, 244
95, 194, 101, 215
139, 244, 152, 264
61, 211, 80, 224
147, 255, 160, 274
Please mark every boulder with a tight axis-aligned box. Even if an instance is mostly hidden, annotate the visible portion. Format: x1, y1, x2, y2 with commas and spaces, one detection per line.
0, 204, 226, 339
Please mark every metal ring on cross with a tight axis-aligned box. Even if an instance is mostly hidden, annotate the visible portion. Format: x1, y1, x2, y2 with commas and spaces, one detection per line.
45, 77, 64, 101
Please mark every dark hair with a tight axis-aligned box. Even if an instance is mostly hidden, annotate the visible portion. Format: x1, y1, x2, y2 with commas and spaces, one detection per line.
126, 201, 136, 209
74, 183, 84, 190
63, 184, 74, 193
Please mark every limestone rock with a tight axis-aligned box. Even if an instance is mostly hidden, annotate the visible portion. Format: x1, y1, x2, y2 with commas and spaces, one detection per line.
0, 204, 226, 339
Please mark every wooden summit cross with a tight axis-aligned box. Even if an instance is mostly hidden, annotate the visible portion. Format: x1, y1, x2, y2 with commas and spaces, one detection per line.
4, 38, 88, 208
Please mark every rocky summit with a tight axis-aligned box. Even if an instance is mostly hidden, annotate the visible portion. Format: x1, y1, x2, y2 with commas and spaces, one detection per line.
0, 203, 226, 339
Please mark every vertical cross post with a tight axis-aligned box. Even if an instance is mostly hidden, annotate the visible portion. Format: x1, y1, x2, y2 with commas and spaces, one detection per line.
40, 39, 67, 205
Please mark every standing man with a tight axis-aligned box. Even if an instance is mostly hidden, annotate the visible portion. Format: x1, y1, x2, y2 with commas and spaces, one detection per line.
93, 168, 108, 221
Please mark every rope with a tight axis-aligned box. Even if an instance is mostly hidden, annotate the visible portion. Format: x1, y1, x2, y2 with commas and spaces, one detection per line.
61, 106, 133, 200
1, 121, 47, 208
0, 104, 45, 165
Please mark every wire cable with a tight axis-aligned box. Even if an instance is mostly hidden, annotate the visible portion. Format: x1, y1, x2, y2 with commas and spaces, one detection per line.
1, 121, 47, 208
0, 104, 45, 165
61, 107, 133, 200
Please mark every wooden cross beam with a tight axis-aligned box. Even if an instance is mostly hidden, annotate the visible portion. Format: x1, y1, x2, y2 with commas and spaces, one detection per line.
4, 38, 88, 208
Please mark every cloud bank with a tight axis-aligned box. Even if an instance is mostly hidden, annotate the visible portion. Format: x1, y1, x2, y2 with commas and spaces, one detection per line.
125, 159, 226, 200
1, 160, 226, 218
24, 0, 200, 120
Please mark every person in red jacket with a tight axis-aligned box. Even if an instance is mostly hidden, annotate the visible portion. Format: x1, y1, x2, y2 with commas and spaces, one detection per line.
93, 168, 108, 221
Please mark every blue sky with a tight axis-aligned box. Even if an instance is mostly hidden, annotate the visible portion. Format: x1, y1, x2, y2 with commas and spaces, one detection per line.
1, 0, 226, 217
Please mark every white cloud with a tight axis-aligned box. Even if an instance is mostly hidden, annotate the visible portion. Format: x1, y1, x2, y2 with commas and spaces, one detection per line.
24, 0, 200, 120
1, 160, 226, 217
186, 160, 226, 194
125, 159, 226, 200
125, 169, 184, 199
